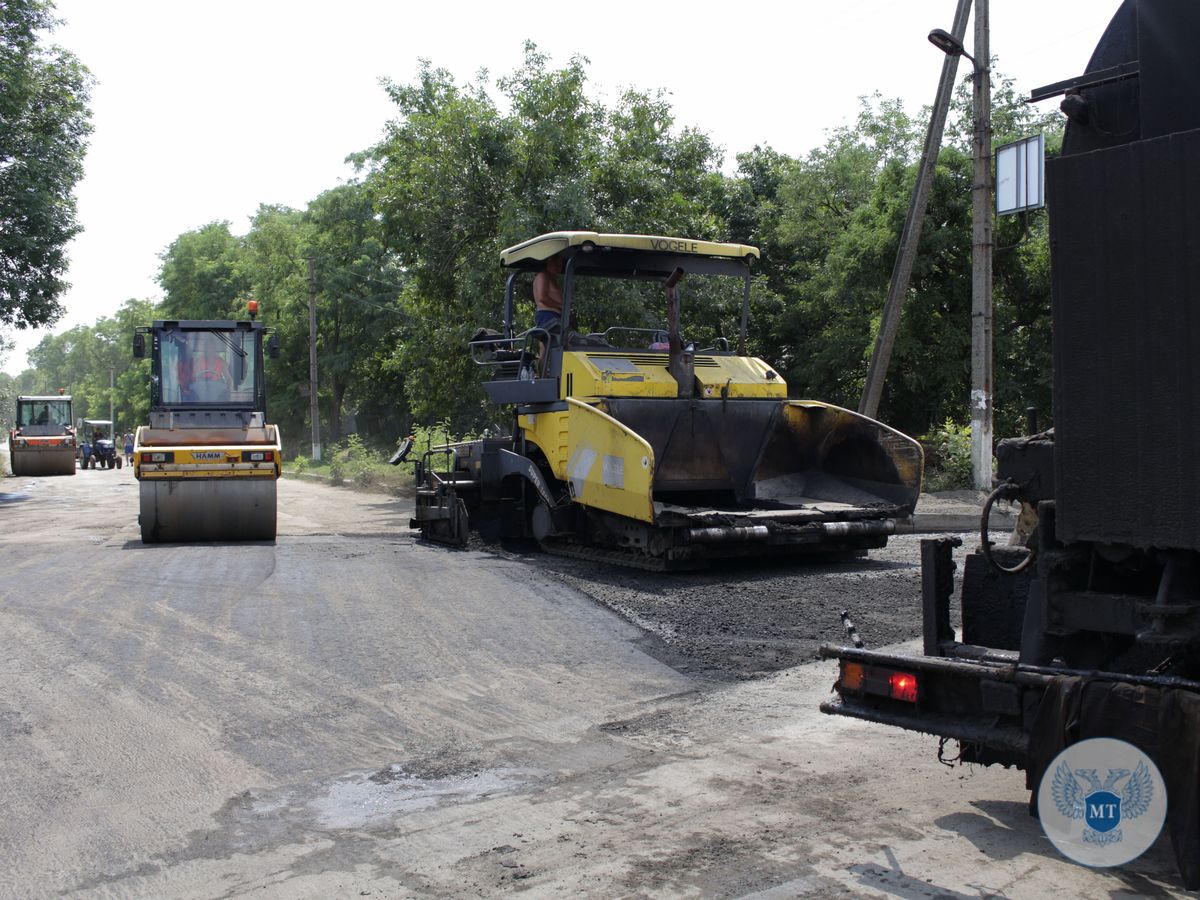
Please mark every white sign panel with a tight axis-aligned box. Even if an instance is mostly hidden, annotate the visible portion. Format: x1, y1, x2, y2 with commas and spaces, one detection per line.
995, 134, 1045, 215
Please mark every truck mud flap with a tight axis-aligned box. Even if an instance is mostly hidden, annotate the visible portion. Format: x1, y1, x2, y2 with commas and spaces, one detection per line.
1027, 675, 1200, 890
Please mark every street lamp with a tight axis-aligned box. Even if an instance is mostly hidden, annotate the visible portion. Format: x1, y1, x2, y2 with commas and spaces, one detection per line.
930, 4, 993, 492
927, 28, 975, 63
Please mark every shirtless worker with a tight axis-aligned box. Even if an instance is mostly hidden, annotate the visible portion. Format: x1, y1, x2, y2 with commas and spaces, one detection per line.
528, 254, 565, 377
533, 254, 564, 333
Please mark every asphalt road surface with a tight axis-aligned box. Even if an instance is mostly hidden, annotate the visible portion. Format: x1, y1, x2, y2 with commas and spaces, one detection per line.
0, 465, 1188, 898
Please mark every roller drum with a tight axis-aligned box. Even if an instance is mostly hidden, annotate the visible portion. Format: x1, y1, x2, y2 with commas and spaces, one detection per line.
139, 478, 277, 543
11, 448, 77, 476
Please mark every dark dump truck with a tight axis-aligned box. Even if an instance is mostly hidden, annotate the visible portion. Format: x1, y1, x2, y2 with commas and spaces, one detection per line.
820, 0, 1200, 886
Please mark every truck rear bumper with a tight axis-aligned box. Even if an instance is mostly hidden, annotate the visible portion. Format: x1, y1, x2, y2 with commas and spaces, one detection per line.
820, 641, 1200, 767
819, 643, 1036, 763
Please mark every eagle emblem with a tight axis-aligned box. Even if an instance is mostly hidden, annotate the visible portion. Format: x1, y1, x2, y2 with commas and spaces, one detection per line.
1052, 761, 1155, 846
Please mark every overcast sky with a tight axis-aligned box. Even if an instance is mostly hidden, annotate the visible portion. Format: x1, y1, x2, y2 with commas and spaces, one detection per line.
4, 0, 1116, 374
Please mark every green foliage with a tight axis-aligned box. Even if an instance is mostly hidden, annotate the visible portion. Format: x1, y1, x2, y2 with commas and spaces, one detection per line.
306, 429, 468, 495
362, 43, 735, 433
327, 454, 345, 486
333, 433, 372, 484
0, 0, 93, 330
301, 184, 407, 442
757, 82, 1061, 438
157, 222, 251, 320
20, 298, 154, 431
923, 419, 974, 492
12, 44, 1065, 472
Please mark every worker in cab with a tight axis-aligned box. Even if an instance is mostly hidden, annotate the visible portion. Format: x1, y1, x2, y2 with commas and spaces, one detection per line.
529, 255, 565, 377
178, 333, 232, 401
533, 255, 563, 335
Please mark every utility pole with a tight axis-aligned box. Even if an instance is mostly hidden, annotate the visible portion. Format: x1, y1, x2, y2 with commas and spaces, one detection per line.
109, 366, 114, 429
306, 256, 322, 461
970, 0, 993, 490
860, 0, 972, 420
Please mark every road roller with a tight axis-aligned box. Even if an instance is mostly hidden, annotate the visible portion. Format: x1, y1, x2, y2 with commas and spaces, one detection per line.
8, 393, 77, 476
132, 311, 281, 542
409, 231, 923, 569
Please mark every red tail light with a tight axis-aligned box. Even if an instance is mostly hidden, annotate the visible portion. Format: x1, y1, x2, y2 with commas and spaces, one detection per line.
889, 672, 919, 703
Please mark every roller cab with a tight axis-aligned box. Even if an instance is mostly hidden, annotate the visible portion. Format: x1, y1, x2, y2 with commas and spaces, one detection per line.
133, 318, 281, 543
412, 232, 922, 568
9, 394, 76, 476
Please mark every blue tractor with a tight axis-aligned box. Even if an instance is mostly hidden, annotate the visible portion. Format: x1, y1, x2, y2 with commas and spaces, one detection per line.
80, 419, 121, 469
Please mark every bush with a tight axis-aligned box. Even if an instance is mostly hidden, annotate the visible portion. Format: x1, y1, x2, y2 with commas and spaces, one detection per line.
328, 456, 345, 486
302, 423, 490, 495
923, 419, 974, 492
388, 419, 476, 477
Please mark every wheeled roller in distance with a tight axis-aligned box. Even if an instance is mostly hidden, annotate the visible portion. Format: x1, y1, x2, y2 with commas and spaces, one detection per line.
9, 394, 77, 477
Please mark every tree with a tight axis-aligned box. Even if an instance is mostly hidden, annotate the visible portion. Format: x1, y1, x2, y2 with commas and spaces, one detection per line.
755, 80, 1062, 439
20, 298, 153, 429
763, 96, 925, 414
302, 184, 406, 442
362, 44, 739, 430
13, 47, 1065, 461
157, 222, 251, 320
239, 195, 409, 454
0, 0, 93, 330
241, 203, 309, 448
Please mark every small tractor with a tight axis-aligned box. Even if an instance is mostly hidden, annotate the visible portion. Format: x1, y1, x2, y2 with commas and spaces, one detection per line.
408, 232, 923, 569
79, 419, 121, 469
132, 307, 281, 542
8, 393, 76, 476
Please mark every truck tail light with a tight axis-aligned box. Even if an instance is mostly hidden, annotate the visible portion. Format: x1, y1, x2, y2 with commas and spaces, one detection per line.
837, 660, 919, 704
889, 672, 919, 703
840, 662, 865, 691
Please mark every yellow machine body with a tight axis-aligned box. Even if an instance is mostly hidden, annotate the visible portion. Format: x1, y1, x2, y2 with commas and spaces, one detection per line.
413, 232, 923, 567
558, 351, 787, 402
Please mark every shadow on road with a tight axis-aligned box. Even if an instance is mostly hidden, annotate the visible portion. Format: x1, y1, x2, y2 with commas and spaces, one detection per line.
936, 798, 1183, 896
118, 539, 278, 550
848, 846, 1006, 899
